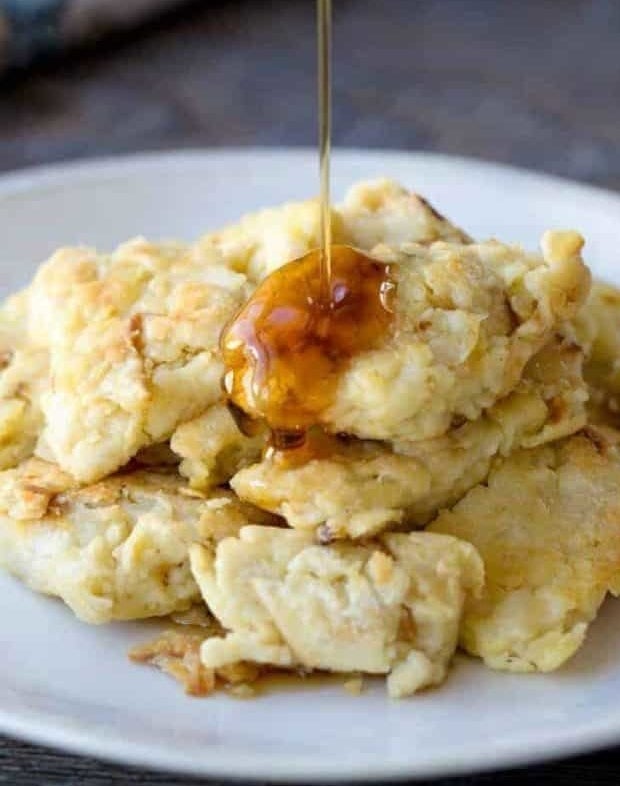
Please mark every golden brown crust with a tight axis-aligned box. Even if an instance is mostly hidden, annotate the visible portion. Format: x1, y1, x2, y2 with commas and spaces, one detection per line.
573, 280, 620, 426
0, 291, 48, 471
129, 625, 262, 697
0, 459, 276, 623
31, 239, 251, 482
429, 427, 620, 672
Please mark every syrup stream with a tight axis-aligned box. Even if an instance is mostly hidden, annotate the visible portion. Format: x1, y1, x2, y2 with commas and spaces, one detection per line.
317, 0, 332, 304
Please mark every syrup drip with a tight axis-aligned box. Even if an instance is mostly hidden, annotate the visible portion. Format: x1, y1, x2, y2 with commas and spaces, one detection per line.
220, 2, 396, 461
220, 245, 395, 449
317, 0, 332, 304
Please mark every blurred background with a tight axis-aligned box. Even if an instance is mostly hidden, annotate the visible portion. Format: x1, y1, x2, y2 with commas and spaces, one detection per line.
0, 0, 619, 189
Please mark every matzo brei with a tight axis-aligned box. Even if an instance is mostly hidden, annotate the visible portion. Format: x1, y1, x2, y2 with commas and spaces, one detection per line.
196, 178, 470, 284
31, 239, 252, 482
0, 290, 48, 470
429, 427, 620, 672
336, 178, 471, 250
0, 172, 613, 704
190, 526, 483, 698
225, 231, 590, 443
0, 458, 275, 624
171, 403, 265, 491
29, 181, 469, 485
573, 281, 620, 427
231, 336, 588, 539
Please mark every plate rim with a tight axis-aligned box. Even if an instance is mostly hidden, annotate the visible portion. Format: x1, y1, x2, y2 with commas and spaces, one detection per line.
0, 146, 619, 208
2, 674, 620, 782
1, 147, 620, 781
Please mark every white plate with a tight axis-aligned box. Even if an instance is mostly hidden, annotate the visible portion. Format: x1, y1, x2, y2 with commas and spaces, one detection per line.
1, 149, 620, 782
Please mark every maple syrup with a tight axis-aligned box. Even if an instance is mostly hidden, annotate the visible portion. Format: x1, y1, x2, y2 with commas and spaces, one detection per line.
317, 0, 332, 303
220, 2, 396, 456
221, 245, 395, 444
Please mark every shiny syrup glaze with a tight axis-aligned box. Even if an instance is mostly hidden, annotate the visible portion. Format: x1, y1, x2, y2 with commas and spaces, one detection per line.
220, 245, 395, 452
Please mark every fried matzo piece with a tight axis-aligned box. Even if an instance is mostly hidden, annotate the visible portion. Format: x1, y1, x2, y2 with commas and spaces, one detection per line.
0, 458, 274, 623
171, 404, 266, 490
0, 290, 48, 470
129, 625, 261, 697
196, 178, 469, 284
30, 239, 251, 482
230, 231, 590, 443
231, 337, 588, 539
573, 281, 620, 427
336, 178, 471, 250
190, 525, 483, 698
29, 182, 467, 484
429, 426, 620, 672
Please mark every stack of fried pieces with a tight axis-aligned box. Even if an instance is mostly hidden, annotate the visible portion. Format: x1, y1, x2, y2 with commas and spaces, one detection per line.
1, 179, 619, 698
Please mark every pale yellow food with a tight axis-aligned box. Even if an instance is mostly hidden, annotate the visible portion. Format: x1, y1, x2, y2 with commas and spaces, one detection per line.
233, 231, 590, 443
231, 336, 587, 539
429, 427, 620, 672
233, 439, 431, 541
190, 526, 483, 698
30, 239, 251, 482
336, 179, 471, 250
197, 195, 336, 284
171, 404, 265, 490
197, 178, 470, 284
28, 181, 469, 485
0, 290, 48, 470
0, 458, 275, 623
0, 177, 611, 701
573, 281, 620, 427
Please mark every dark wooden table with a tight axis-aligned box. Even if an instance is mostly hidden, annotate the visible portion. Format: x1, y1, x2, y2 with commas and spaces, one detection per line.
2, 1, 620, 783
